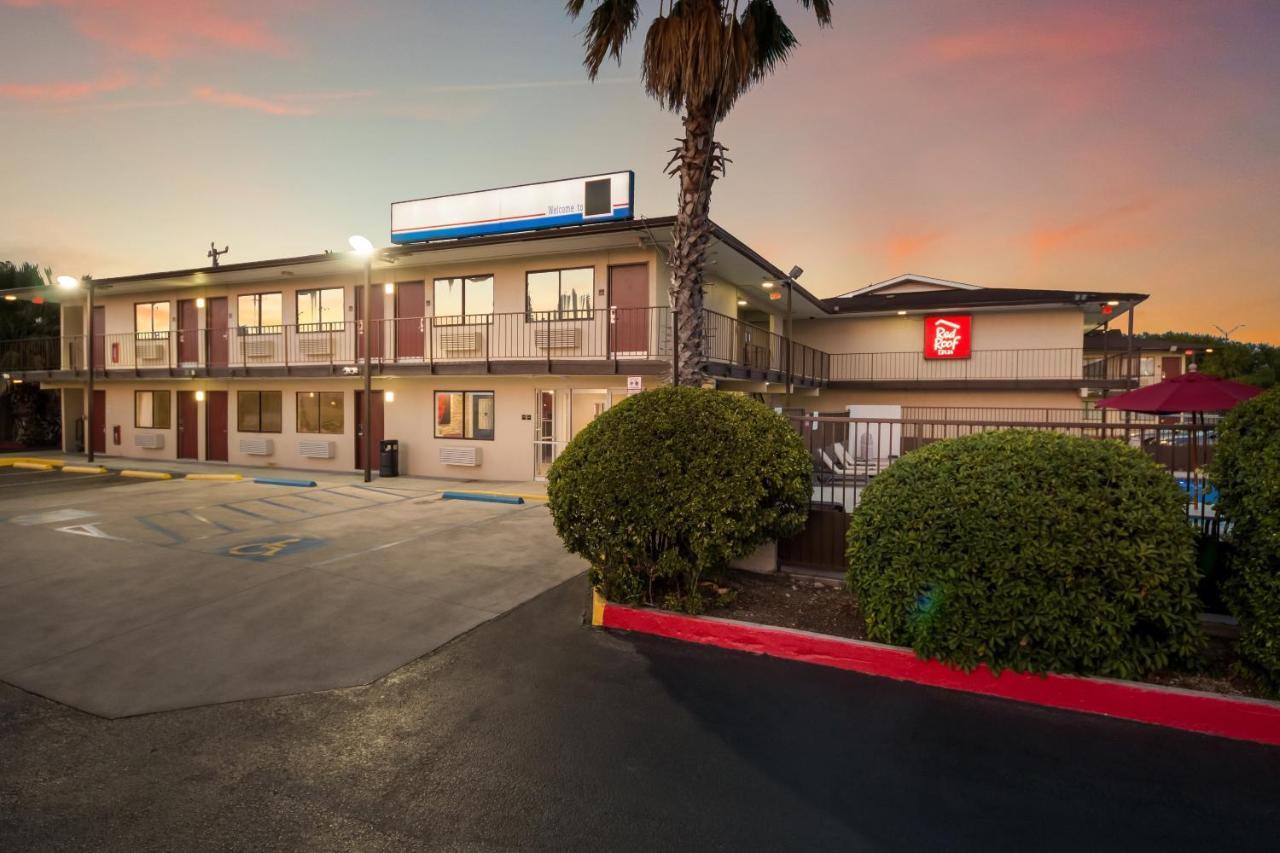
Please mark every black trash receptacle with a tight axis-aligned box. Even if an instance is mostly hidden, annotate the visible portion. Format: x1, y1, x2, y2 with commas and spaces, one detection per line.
379, 439, 399, 477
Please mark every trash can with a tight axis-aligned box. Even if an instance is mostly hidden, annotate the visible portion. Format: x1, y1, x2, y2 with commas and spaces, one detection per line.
379, 439, 399, 477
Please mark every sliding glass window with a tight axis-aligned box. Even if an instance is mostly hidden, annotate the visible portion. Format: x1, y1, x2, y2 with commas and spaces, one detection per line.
525, 268, 593, 321
297, 391, 344, 434
433, 276, 493, 325
237, 293, 283, 334
134, 390, 171, 428
297, 288, 345, 332
134, 302, 170, 340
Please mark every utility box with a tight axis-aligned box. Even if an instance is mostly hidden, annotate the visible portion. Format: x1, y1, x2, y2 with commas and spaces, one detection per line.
379, 439, 399, 477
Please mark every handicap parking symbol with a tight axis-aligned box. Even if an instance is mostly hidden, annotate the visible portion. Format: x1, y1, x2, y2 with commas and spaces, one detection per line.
227, 535, 325, 561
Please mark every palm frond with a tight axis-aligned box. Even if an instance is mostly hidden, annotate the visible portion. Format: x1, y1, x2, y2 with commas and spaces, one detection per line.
573, 0, 642, 79
741, 0, 797, 81
794, 0, 833, 27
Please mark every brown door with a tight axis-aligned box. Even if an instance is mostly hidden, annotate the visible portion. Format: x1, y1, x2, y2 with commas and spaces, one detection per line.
395, 281, 425, 360
354, 390, 385, 471
206, 297, 228, 368
177, 390, 199, 459
205, 391, 228, 461
178, 299, 200, 363
92, 305, 105, 369
609, 264, 649, 355
1162, 356, 1183, 379
91, 389, 106, 454
356, 286, 385, 362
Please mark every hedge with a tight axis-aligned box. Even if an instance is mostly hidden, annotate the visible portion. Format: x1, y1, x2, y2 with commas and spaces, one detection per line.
846, 430, 1204, 678
547, 386, 811, 613
1211, 389, 1280, 695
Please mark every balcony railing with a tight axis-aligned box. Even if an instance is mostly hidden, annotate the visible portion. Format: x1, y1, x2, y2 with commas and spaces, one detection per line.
829, 348, 1114, 384
0, 308, 829, 384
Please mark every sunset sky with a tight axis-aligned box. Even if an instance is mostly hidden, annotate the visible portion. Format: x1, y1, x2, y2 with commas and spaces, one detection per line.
1, 0, 1276, 340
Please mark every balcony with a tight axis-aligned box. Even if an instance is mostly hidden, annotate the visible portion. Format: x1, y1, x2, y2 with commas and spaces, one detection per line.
828, 348, 1138, 390
0, 308, 829, 387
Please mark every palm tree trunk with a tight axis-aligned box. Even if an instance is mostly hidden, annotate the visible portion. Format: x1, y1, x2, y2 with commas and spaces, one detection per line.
668, 102, 719, 386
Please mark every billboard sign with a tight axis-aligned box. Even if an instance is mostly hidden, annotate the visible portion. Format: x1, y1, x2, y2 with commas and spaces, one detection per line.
391, 171, 634, 244
924, 314, 972, 359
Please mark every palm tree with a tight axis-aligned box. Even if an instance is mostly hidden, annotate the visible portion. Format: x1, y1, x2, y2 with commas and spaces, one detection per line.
567, 0, 831, 385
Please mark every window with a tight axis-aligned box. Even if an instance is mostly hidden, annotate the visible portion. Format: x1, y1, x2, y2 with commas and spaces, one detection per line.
134, 390, 171, 429
237, 293, 283, 334
297, 288, 345, 332
237, 390, 282, 433
433, 275, 494, 325
297, 391, 344, 434
525, 267, 593, 321
134, 302, 170, 340
434, 391, 495, 440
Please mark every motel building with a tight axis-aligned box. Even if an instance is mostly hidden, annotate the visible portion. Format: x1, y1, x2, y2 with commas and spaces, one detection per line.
0, 172, 1150, 482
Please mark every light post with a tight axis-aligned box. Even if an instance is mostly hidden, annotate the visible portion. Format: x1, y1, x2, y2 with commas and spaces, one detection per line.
349, 235, 375, 483
56, 274, 94, 462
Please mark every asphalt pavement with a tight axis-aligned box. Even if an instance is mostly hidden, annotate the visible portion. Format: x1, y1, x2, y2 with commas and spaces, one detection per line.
3, 575, 1278, 852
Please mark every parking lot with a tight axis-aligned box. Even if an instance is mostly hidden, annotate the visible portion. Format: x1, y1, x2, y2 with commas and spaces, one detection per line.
0, 463, 586, 717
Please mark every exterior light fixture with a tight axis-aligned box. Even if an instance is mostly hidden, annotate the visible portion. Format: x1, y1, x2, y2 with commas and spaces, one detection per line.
3, 294, 15, 301
56, 275, 79, 289
195, 390, 205, 402
897, 310, 907, 316
1205, 348, 1214, 353
385, 391, 395, 403
737, 299, 748, 306
761, 281, 775, 289
195, 297, 206, 309
1106, 300, 1120, 306
384, 282, 394, 294
348, 235, 374, 256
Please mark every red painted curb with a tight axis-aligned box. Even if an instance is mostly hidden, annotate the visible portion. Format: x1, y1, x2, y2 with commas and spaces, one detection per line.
602, 603, 1280, 748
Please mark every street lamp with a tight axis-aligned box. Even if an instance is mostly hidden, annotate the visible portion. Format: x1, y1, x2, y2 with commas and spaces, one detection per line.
349, 236, 375, 482
56, 274, 96, 462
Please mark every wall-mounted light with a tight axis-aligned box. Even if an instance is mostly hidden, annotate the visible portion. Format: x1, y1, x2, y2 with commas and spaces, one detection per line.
195, 390, 205, 402
3, 294, 15, 301
195, 297, 206, 309
384, 391, 395, 403
1106, 300, 1120, 306
897, 310, 907, 316
761, 281, 775, 289
1205, 348, 1214, 354
384, 282, 394, 294
737, 299, 748, 306
55, 275, 79, 290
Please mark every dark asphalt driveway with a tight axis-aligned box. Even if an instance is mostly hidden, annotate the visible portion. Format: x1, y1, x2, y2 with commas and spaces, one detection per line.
3, 575, 1278, 852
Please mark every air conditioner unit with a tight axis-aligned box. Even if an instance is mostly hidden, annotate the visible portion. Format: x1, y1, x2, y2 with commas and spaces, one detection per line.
439, 446, 481, 466
240, 437, 274, 456
439, 331, 481, 353
297, 439, 335, 459
134, 432, 165, 449
535, 328, 580, 349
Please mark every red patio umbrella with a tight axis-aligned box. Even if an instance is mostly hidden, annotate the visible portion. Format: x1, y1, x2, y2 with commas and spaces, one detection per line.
1095, 369, 1263, 415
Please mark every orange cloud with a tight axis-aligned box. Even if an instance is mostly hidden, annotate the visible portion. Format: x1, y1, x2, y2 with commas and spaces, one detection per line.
1028, 198, 1156, 259
192, 86, 314, 115
883, 230, 943, 268
0, 70, 131, 101
7, 0, 295, 59
924, 8, 1174, 65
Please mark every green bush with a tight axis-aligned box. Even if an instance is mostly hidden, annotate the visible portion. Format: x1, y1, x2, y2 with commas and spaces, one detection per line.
1210, 389, 1280, 695
547, 386, 811, 613
846, 430, 1203, 678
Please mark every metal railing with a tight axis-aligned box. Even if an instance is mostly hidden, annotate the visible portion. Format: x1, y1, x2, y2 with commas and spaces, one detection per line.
0, 307, 833, 383
829, 348, 1101, 383
779, 413, 1222, 573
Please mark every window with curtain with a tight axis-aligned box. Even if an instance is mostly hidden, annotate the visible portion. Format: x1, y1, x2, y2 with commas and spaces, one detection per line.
134, 390, 171, 428
296, 288, 345, 332
433, 275, 493, 325
134, 302, 171, 340
237, 293, 283, 334
296, 391, 344, 434
434, 391, 494, 440
237, 390, 282, 432
524, 267, 593, 321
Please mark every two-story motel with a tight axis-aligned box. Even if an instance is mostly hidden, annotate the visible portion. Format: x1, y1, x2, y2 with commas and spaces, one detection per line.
0, 172, 1151, 481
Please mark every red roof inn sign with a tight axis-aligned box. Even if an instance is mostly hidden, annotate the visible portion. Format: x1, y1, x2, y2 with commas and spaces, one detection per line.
924, 315, 972, 359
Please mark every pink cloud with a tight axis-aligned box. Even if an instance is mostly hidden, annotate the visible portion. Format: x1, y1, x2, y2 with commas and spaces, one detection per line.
0, 70, 131, 101
192, 85, 314, 116
883, 229, 943, 268
923, 8, 1175, 66
7, 0, 296, 59
1028, 198, 1157, 259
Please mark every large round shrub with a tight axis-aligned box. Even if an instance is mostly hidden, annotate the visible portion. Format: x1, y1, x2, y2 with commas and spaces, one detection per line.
847, 430, 1203, 678
548, 386, 810, 613
1211, 389, 1280, 694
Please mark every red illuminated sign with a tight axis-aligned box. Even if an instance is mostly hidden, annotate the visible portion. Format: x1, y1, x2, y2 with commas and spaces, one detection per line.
924, 315, 972, 359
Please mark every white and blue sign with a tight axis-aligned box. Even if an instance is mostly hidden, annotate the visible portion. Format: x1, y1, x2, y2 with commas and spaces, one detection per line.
390, 171, 634, 243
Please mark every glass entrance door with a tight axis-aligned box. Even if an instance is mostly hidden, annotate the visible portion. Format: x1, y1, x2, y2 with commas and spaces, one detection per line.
533, 388, 631, 480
